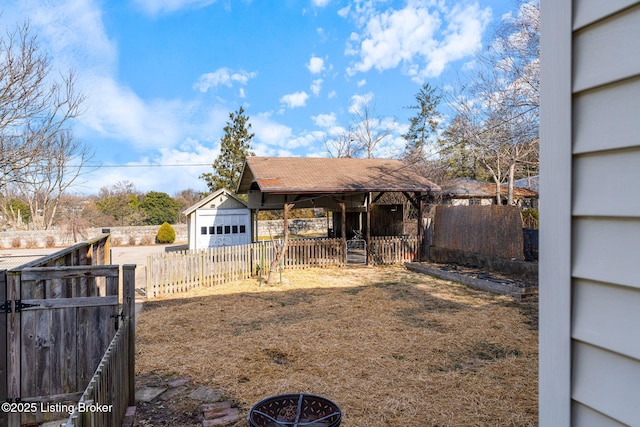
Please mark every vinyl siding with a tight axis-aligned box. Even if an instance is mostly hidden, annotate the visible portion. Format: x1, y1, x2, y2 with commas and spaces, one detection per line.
541, 0, 640, 425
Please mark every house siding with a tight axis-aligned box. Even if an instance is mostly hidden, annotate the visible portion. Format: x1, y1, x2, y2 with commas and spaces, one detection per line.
541, 1, 640, 426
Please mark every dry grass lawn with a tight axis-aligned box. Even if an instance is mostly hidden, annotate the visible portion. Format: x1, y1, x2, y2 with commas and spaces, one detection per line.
136, 265, 538, 426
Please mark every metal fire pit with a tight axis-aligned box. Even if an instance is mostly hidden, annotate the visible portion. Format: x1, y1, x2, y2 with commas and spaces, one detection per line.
248, 393, 342, 427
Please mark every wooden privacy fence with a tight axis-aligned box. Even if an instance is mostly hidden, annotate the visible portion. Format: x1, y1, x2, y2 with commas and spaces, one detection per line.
65, 265, 136, 427
433, 205, 525, 260
1, 235, 135, 427
147, 236, 418, 297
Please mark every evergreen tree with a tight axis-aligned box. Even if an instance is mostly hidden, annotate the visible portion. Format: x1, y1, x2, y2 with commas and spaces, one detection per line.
201, 107, 255, 193
402, 83, 441, 161
139, 191, 179, 225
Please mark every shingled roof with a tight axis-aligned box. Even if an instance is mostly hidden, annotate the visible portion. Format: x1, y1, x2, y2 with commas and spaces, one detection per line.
237, 157, 441, 194
441, 178, 538, 199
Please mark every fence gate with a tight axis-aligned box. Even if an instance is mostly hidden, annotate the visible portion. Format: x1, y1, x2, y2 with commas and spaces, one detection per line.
346, 239, 367, 265
2, 265, 119, 426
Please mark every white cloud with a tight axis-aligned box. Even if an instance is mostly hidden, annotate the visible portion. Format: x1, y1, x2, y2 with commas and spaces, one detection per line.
348, 92, 373, 114
280, 91, 309, 109
193, 68, 257, 93
312, 0, 331, 7
252, 114, 293, 146
313, 113, 336, 128
307, 56, 326, 74
133, 0, 218, 16
81, 77, 187, 149
357, 79, 367, 87
310, 79, 323, 96
345, 0, 491, 82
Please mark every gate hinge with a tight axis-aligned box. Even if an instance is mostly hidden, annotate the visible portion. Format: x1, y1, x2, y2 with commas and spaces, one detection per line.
1, 300, 10, 313
14, 300, 40, 312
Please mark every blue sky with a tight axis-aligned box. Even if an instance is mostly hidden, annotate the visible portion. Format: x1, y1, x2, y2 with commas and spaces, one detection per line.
1, 0, 516, 196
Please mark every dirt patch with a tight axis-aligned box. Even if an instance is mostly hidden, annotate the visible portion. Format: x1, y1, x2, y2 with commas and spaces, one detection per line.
136, 265, 538, 426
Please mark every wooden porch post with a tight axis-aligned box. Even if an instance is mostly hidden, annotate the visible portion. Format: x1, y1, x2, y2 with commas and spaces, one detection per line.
339, 202, 346, 241
366, 193, 372, 264
417, 193, 424, 261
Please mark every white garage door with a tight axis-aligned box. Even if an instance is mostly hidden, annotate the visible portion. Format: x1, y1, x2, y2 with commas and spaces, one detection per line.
196, 211, 250, 249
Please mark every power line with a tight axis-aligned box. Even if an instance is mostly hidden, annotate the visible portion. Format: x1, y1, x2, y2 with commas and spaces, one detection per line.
79, 163, 212, 168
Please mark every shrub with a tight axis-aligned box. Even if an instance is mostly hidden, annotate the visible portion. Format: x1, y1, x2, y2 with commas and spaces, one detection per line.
45, 236, 56, 248
11, 237, 22, 248
128, 235, 137, 246
156, 222, 176, 244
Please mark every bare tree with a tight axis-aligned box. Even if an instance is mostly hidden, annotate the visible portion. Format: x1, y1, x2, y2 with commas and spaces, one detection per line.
325, 104, 393, 159
350, 104, 393, 158
10, 131, 94, 230
443, 0, 539, 204
324, 128, 360, 158
0, 21, 85, 224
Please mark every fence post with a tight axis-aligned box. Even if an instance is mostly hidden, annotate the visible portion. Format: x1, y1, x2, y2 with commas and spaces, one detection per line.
122, 265, 136, 407
6, 272, 20, 427
0, 270, 6, 427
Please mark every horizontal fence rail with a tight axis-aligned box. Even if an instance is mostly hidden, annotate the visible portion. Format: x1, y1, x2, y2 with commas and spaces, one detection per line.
147, 236, 416, 297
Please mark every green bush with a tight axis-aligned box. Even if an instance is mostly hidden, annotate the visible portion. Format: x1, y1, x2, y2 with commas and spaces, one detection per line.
156, 222, 176, 244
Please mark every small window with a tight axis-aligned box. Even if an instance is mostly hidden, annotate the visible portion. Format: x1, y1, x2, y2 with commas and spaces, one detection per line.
224, 226, 231, 234
217, 226, 223, 234
200, 227, 207, 235
232, 225, 238, 234
209, 226, 215, 234
239, 225, 246, 233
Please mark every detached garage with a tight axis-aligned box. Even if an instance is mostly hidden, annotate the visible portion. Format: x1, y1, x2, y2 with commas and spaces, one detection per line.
183, 188, 251, 250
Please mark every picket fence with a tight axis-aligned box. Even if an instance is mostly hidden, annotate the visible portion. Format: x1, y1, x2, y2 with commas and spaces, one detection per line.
146, 236, 419, 298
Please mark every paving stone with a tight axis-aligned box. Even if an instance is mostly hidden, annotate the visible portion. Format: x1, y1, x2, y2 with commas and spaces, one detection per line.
188, 386, 222, 402
203, 402, 234, 419
201, 401, 232, 413
159, 385, 187, 401
168, 376, 192, 388
202, 407, 239, 426
135, 386, 167, 402
121, 406, 137, 427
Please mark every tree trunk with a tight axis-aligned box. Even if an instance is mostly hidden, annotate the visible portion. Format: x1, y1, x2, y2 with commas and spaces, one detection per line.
266, 203, 294, 285
507, 162, 516, 205
494, 178, 502, 205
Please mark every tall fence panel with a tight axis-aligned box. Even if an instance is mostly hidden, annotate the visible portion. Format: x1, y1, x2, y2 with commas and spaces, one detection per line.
5, 266, 119, 425
66, 265, 136, 427
433, 205, 525, 260
1, 235, 135, 426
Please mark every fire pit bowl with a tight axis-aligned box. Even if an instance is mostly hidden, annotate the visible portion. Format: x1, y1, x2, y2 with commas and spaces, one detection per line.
248, 393, 342, 427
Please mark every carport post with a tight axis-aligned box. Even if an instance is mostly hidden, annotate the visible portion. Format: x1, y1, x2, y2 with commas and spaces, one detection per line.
417, 192, 424, 261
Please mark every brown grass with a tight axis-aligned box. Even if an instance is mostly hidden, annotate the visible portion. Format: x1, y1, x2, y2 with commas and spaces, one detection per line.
136, 265, 538, 426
